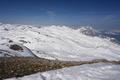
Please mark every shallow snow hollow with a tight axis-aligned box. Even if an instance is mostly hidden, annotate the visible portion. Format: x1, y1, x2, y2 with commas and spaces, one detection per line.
0, 24, 120, 61
6, 63, 120, 80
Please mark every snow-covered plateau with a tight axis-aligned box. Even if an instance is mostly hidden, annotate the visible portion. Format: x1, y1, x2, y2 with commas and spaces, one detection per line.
0, 23, 120, 80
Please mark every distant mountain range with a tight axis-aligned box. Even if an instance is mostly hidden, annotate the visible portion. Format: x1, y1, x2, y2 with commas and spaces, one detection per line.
0, 23, 120, 61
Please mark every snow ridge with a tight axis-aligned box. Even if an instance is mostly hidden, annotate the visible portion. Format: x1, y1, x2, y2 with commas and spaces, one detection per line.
0, 23, 120, 61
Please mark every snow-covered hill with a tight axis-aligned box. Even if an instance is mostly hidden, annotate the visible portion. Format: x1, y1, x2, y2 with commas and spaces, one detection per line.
1, 23, 120, 80
78, 26, 99, 36
0, 23, 120, 61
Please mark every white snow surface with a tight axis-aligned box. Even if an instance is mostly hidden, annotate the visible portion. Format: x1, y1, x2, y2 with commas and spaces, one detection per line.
6, 63, 120, 80
0, 23, 120, 60
0, 43, 35, 57
1, 23, 120, 80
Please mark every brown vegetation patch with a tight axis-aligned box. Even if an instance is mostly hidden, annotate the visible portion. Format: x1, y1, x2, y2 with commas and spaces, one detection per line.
0, 57, 120, 79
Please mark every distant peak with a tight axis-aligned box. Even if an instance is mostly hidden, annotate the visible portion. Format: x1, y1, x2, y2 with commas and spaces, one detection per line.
78, 26, 98, 36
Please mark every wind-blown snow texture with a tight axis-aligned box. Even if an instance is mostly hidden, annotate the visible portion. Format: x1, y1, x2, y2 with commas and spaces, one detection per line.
0, 23, 120, 61
1, 23, 120, 80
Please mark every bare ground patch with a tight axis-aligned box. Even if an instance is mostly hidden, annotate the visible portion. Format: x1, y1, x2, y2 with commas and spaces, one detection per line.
0, 57, 120, 79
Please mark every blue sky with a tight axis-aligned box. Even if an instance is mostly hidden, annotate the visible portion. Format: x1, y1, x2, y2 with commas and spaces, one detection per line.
0, 0, 120, 30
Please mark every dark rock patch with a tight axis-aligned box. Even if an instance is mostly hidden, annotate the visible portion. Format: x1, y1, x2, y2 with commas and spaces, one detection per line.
9, 44, 23, 51
4, 28, 9, 31
9, 40, 13, 43
19, 40, 28, 43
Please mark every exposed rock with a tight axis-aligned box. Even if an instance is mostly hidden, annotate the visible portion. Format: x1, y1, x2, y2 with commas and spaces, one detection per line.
9, 44, 23, 51
19, 40, 28, 43
9, 40, 13, 43
79, 27, 98, 36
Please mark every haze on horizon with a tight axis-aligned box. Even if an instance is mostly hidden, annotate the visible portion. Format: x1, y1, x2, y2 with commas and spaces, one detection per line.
0, 0, 120, 30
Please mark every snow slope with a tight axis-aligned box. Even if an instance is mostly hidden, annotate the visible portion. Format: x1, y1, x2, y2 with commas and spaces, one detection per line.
1, 23, 120, 80
6, 63, 120, 80
0, 23, 120, 61
0, 43, 35, 57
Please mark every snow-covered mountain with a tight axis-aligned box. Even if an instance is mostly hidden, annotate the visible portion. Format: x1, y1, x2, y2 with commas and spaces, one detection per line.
101, 31, 120, 44
78, 26, 99, 36
1, 23, 120, 80
0, 23, 120, 61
